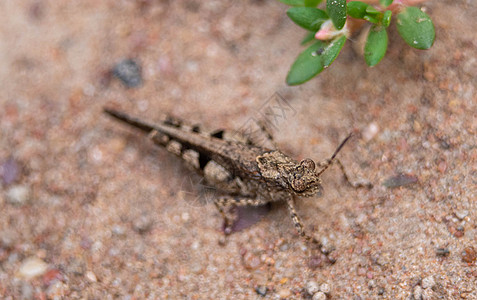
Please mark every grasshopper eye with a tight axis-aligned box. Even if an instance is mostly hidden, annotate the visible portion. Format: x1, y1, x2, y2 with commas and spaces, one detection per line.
292, 178, 307, 192
300, 158, 315, 170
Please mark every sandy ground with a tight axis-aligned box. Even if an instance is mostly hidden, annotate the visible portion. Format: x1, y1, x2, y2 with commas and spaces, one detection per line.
1, 0, 476, 299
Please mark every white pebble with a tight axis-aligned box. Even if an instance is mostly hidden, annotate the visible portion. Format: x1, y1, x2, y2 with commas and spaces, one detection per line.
278, 288, 291, 299
181, 212, 190, 222
46, 281, 68, 299
111, 224, 126, 236
86, 271, 97, 282
413, 285, 423, 299
422, 275, 435, 289
306, 281, 319, 295
18, 257, 48, 279
320, 282, 331, 294
363, 122, 379, 142
422, 287, 435, 300
6, 185, 30, 205
455, 210, 469, 220
312, 291, 327, 300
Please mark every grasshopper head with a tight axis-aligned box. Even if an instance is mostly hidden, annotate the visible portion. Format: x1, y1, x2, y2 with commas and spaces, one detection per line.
289, 158, 323, 197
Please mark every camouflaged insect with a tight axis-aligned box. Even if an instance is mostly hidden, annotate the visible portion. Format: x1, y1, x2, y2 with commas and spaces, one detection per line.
104, 108, 372, 242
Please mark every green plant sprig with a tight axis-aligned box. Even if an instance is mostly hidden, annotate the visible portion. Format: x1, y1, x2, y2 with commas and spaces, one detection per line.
280, 0, 435, 85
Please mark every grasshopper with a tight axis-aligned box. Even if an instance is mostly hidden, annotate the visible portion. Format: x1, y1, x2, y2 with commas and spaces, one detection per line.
104, 108, 372, 242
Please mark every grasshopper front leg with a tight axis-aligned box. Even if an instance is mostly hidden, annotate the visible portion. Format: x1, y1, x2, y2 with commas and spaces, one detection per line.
285, 197, 318, 243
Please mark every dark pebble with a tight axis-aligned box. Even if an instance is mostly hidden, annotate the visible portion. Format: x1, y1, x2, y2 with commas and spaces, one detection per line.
436, 248, 450, 257
382, 173, 418, 188
133, 214, 153, 234
112, 59, 142, 88
255, 285, 267, 296
1, 157, 20, 185
438, 138, 451, 149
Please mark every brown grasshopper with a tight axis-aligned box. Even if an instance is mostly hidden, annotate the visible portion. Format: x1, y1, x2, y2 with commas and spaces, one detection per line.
104, 108, 372, 242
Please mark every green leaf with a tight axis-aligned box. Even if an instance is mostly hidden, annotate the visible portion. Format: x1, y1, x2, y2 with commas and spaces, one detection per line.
365, 5, 380, 15
286, 41, 325, 85
379, 0, 393, 7
279, 0, 323, 7
364, 25, 388, 66
347, 1, 369, 19
287, 7, 329, 31
304, 0, 323, 7
301, 31, 317, 45
382, 10, 392, 27
322, 35, 346, 67
278, 0, 306, 6
326, 0, 347, 30
364, 14, 379, 24
396, 6, 435, 50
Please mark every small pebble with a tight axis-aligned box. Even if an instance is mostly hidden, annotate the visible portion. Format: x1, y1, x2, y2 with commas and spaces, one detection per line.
111, 224, 126, 236
112, 59, 142, 88
242, 251, 260, 270
319, 236, 334, 254
368, 280, 376, 289
437, 160, 447, 173
362, 122, 379, 142
85, 271, 97, 282
422, 287, 434, 300
46, 281, 68, 299
439, 138, 451, 150
42, 269, 63, 286
453, 226, 465, 238
132, 214, 153, 234
421, 275, 435, 289
6, 185, 30, 205
462, 246, 476, 264
306, 281, 319, 295
308, 254, 326, 269
413, 285, 423, 299
312, 291, 327, 300
255, 285, 267, 296
218, 236, 227, 246
320, 282, 331, 294
436, 248, 450, 257
455, 210, 469, 220
18, 257, 48, 279
1, 157, 20, 185
278, 288, 291, 299
181, 212, 190, 222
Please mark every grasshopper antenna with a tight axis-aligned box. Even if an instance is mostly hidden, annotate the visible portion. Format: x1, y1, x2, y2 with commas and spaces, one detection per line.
316, 133, 353, 176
